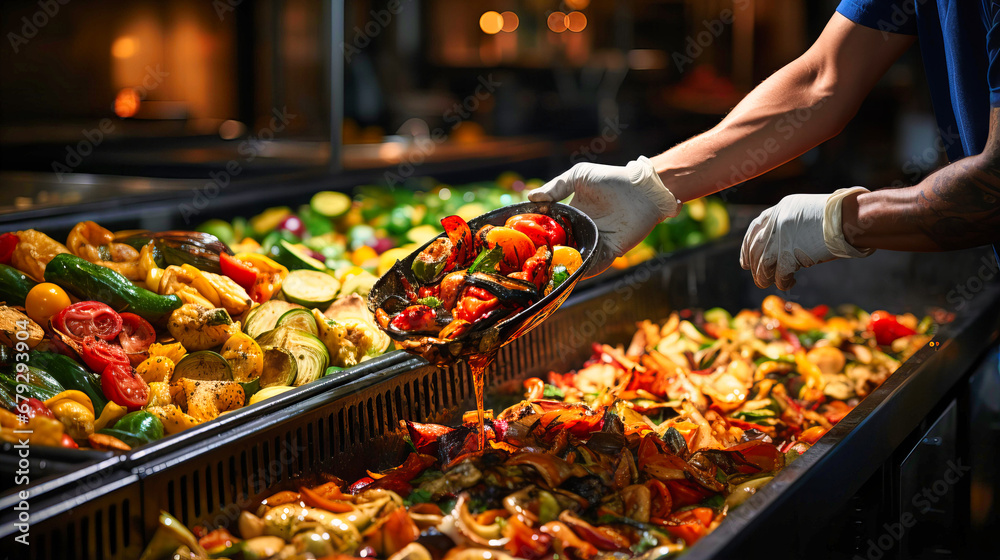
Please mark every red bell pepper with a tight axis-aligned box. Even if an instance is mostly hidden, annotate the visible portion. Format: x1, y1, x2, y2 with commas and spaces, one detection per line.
219, 252, 259, 292
868, 311, 917, 346
505, 213, 567, 248
0, 233, 17, 265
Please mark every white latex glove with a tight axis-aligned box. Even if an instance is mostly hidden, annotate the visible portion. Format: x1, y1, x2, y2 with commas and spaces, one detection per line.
740, 187, 875, 290
528, 157, 679, 276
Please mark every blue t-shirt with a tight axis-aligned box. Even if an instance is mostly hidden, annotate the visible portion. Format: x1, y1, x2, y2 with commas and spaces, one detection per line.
837, 0, 1000, 262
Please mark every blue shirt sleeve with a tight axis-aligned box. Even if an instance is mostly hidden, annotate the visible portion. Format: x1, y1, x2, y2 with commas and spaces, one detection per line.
986, 3, 1000, 106
836, 0, 919, 35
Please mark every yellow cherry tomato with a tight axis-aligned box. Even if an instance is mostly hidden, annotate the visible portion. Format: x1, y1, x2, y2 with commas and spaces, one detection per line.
25, 283, 71, 325
551, 245, 583, 276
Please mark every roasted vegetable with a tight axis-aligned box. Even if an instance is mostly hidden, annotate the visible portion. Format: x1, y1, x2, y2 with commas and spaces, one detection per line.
256, 326, 329, 386
99, 411, 164, 446
172, 351, 233, 382
0, 305, 43, 349
27, 350, 108, 416
166, 304, 237, 351
10, 229, 70, 282
171, 378, 245, 422
67, 221, 143, 280
0, 263, 37, 306
282, 269, 340, 308
44, 253, 183, 322
221, 333, 264, 383
119, 231, 232, 274
243, 300, 304, 339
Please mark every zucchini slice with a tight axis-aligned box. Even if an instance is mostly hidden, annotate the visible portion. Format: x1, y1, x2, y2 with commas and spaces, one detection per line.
172, 351, 233, 382
275, 308, 319, 336
310, 191, 352, 218
256, 326, 329, 387
275, 239, 326, 271
243, 300, 304, 339
282, 270, 340, 308
249, 385, 295, 405
259, 347, 297, 387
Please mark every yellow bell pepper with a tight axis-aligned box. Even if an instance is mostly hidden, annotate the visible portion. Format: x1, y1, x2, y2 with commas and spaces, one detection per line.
146, 381, 172, 408
762, 295, 825, 332
0, 416, 65, 447
149, 341, 187, 363
137, 356, 175, 384
93, 401, 128, 432
147, 405, 202, 434
44, 390, 95, 416
139, 242, 164, 292
48, 400, 95, 439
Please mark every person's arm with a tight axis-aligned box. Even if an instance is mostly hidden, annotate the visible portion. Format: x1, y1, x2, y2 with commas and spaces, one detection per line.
842, 108, 1000, 251
653, 13, 915, 202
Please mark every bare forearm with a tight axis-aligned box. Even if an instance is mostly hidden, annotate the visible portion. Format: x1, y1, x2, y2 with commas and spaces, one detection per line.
650, 63, 842, 202
650, 14, 914, 203
842, 154, 1000, 251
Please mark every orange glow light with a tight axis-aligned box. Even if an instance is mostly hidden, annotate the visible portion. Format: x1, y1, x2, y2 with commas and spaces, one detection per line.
111, 36, 136, 59
114, 88, 140, 118
566, 11, 587, 32
479, 11, 503, 34
547, 11, 567, 33
501, 11, 519, 32
566, 0, 590, 9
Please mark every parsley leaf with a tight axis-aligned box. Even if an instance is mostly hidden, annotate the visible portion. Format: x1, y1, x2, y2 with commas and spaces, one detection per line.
468, 246, 502, 274
542, 384, 565, 398
417, 296, 442, 308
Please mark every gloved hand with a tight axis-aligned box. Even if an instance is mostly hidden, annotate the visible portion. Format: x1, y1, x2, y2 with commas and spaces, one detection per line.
528, 157, 679, 276
740, 187, 874, 290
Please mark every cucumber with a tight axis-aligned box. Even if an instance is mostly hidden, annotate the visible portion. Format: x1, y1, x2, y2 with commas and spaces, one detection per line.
275, 308, 319, 336
28, 350, 108, 415
0, 373, 59, 402
0, 382, 16, 410
310, 191, 352, 218
172, 351, 233, 382
274, 240, 326, 272
0, 264, 37, 306
44, 253, 182, 322
256, 326, 328, 387
281, 270, 340, 308
244, 300, 304, 339
259, 347, 297, 387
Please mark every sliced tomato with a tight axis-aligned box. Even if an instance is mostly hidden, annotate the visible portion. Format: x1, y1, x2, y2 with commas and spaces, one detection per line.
118, 313, 155, 355
441, 215, 474, 266
52, 302, 123, 342
80, 336, 130, 373
18, 397, 53, 420
101, 363, 149, 411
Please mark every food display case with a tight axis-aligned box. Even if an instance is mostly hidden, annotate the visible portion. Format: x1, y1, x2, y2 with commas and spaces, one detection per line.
2, 235, 997, 559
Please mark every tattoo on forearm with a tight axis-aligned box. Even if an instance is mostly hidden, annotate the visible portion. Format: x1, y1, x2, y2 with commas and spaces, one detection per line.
912, 109, 1000, 249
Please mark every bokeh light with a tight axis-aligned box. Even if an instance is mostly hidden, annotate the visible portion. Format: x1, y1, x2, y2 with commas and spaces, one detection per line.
566, 0, 590, 9
501, 11, 519, 32
566, 11, 587, 32
547, 11, 567, 33
479, 11, 503, 34
111, 36, 136, 59
114, 88, 140, 118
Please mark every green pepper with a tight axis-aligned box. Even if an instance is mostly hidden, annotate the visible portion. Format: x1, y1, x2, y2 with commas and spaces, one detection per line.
547, 264, 570, 292
411, 238, 453, 283
99, 411, 164, 446
43, 253, 182, 322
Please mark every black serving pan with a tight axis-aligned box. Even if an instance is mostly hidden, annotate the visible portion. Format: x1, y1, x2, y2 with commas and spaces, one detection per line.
368, 201, 598, 365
